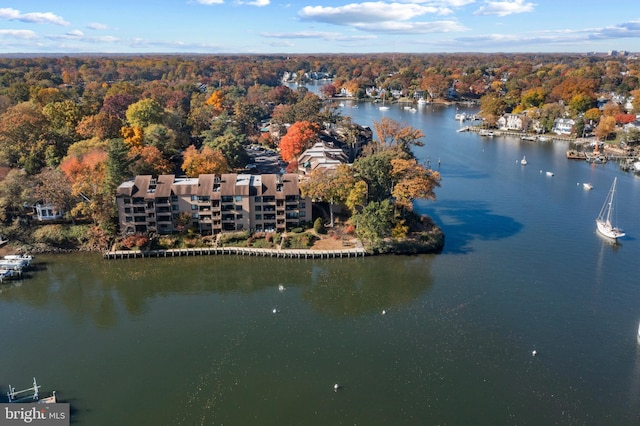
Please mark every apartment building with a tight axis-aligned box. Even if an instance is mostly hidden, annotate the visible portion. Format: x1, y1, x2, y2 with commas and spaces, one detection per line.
116, 173, 311, 235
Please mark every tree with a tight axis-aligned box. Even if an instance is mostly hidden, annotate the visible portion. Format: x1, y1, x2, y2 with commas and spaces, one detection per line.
279, 121, 319, 162
102, 93, 136, 120
594, 116, 617, 140
390, 158, 440, 211
300, 164, 354, 226
352, 199, 394, 250
0, 102, 48, 171
181, 145, 229, 177
76, 113, 123, 140
125, 98, 164, 128
521, 88, 546, 108
373, 118, 424, 152
202, 131, 248, 169
129, 145, 173, 176
479, 93, 507, 126
32, 168, 75, 223
0, 168, 31, 223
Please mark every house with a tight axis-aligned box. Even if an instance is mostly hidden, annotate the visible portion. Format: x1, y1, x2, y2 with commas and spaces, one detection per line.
497, 114, 525, 131
552, 118, 575, 135
116, 174, 311, 236
33, 203, 64, 221
297, 142, 349, 175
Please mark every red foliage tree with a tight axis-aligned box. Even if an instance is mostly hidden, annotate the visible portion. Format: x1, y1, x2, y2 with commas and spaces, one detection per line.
279, 121, 319, 162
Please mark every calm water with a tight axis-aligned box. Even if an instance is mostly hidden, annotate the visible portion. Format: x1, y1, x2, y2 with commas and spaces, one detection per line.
2, 100, 640, 425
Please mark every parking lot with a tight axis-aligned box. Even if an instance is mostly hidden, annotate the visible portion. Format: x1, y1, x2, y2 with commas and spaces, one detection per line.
245, 145, 286, 174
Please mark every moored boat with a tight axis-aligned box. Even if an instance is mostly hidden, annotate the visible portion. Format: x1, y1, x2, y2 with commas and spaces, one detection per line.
595, 177, 625, 240
583, 183, 593, 190
520, 155, 527, 165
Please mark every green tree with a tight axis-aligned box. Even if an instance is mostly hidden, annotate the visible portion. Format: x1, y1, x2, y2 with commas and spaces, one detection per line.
353, 199, 394, 251
125, 98, 164, 128
202, 130, 248, 169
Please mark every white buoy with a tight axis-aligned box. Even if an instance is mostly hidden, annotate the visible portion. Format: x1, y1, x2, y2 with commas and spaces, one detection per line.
532, 350, 537, 356
278, 284, 285, 292
334, 383, 340, 391
382, 309, 386, 315
272, 308, 278, 314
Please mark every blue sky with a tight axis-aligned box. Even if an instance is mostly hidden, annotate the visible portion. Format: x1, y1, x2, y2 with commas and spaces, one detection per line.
1, 1, 639, 54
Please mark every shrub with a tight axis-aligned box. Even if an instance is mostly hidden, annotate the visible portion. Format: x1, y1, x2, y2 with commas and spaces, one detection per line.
313, 217, 324, 234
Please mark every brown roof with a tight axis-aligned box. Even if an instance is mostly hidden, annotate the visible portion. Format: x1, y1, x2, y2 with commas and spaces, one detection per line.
155, 175, 175, 197
197, 174, 216, 196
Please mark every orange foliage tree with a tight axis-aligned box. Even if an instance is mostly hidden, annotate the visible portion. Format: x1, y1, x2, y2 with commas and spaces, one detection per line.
59, 149, 109, 221
129, 145, 173, 176
390, 158, 441, 211
181, 145, 229, 177
279, 121, 319, 162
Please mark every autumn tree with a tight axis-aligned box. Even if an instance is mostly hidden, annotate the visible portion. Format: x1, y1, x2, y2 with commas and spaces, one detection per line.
594, 116, 617, 140
479, 93, 507, 126
125, 98, 164, 128
390, 158, 440, 212
279, 121, 320, 162
202, 131, 248, 169
76, 113, 123, 140
0, 102, 49, 173
32, 168, 75, 223
129, 145, 173, 176
300, 164, 355, 226
373, 118, 424, 152
181, 145, 229, 177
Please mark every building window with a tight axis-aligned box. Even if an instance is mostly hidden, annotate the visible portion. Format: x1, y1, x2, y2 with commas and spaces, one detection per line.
172, 204, 179, 211
191, 204, 198, 210
276, 184, 283, 192
300, 211, 306, 217
237, 214, 243, 219
255, 205, 262, 211
255, 214, 262, 220
192, 213, 199, 219
191, 195, 197, 201
222, 196, 233, 203
254, 196, 262, 203
235, 195, 242, 202
299, 202, 305, 208
171, 195, 178, 202
124, 207, 131, 214
235, 205, 242, 211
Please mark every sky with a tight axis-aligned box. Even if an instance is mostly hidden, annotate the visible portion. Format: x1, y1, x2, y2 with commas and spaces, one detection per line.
1, 0, 639, 55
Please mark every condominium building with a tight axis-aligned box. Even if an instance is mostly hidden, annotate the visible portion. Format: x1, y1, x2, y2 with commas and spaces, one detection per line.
116, 173, 311, 235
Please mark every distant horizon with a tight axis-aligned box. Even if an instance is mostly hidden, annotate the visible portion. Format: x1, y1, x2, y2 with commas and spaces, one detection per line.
1, 1, 639, 55
0, 50, 636, 59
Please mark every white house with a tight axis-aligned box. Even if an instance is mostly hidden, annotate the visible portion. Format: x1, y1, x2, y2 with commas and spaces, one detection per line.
552, 118, 575, 135
497, 114, 525, 131
297, 142, 349, 175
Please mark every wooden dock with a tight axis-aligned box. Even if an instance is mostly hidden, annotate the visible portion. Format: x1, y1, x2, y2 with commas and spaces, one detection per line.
103, 246, 368, 260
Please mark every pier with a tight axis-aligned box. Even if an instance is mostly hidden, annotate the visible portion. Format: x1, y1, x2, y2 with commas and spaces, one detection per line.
104, 246, 368, 260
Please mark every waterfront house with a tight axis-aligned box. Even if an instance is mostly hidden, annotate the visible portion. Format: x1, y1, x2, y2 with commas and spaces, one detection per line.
552, 118, 575, 135
116, 174, 311, 236
33, 203, 64, 221
497, 114, 525, 131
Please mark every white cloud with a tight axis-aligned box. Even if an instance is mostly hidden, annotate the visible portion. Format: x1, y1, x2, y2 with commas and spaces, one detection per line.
66, 30, 85, 38
473, 0, 535, 17
0, 29, 37, 39
261, 31, 377, 41
237, 0, 270, 5
299, 2, 452, 26
355, 20, 468, 33
86, 22, 111, 31
0, 8, 69, 26
196, 0, 225, 4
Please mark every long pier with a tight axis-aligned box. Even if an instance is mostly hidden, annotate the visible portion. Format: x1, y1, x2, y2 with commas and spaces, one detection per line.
103, 246, 368, 260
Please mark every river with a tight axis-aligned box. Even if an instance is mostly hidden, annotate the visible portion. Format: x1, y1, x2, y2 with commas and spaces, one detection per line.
1, 96, 640, 425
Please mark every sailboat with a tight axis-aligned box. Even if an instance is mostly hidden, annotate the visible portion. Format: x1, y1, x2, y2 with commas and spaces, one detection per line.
520, 155, 527, 165
595, 177, 625, 240
379, 92, 389, 111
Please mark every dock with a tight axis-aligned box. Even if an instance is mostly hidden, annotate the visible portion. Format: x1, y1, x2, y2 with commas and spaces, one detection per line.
104, 246, 368, 260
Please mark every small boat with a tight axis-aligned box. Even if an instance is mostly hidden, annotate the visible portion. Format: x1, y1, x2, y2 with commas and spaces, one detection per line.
596, 177, 625, 240
546, 171, 554, 176
455, 113, 467, 121
521, 135, 537, 141
6, 377, 57, 404
479, 129, 494, 137
583, 183, 593, 190
520, 155, 527, 165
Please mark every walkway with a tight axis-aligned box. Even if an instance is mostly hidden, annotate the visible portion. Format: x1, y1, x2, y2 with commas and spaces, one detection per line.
103, 246, 368, 260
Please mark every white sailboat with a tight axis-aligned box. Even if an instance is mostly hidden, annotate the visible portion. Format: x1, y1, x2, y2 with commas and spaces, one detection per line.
379, 93, 389, 111
520, 155, 527, 165
595, 177, 625, 240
